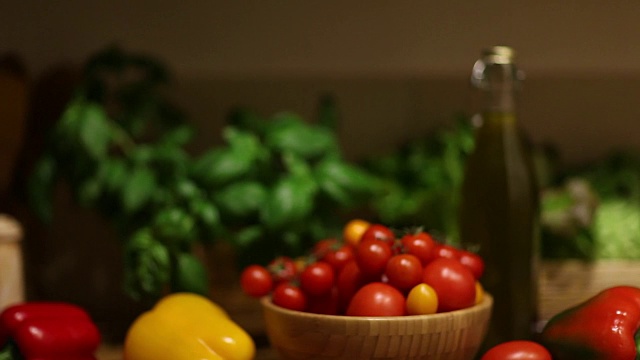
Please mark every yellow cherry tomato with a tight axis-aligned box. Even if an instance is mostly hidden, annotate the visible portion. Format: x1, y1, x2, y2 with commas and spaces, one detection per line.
475, 281, 484, 305
406, 283, 438, 315
343, 219, 370, 247
294, 256, 307, 273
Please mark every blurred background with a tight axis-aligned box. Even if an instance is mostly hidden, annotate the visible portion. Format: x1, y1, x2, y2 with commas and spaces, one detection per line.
2, 0, 640, 343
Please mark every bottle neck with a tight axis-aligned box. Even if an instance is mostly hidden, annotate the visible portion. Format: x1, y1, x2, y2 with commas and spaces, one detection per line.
473, 61, 521, 114
480, 111, 517, 129
482, 88, 517, 114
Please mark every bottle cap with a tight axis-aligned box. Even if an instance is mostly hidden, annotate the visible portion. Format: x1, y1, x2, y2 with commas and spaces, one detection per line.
472, 46, 523, 89
482, 46, 516, 65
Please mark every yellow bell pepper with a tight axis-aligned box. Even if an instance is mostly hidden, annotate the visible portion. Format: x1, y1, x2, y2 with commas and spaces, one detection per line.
124, 292, 255, 360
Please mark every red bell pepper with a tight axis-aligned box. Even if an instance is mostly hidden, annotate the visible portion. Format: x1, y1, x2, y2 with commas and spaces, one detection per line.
0, 302, 101, 360
540, 285, 640, 360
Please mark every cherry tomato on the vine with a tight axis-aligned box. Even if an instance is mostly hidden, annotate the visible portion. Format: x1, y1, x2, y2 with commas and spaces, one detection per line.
480, 340, 552, 360
312, 238, 339, 258
322, 244, 355, 273
336, 260, 377, 313
343, 219, 371, 247
406, 283, 438, 315
272, 282, 307, 312
346, 282, 406, 317
401, 232, 437, 265
384, 254, 423, 292
360, 224, 396, 246
459, 250, 485, 279
300, 261, 335, 296
423, 258, 476, 312
268, 256, 298, 284
307, 287, 340, 315
356, 239, 393, 277
433, 244, 460, 260
240, 265, 273, 298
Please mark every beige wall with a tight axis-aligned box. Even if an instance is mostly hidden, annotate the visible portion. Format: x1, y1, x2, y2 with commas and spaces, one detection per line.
4, 1, 640, 78
4, 1, 640, 163
4, 1, 640, 164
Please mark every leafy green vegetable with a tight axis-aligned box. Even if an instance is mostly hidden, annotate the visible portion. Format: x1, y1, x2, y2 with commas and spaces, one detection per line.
173, 252, 210, 296
540, 144, 640, 261
593, 199, 640, 259
363, 115, 640, 261
363, 114, 474, 243
29, 46, 381, 299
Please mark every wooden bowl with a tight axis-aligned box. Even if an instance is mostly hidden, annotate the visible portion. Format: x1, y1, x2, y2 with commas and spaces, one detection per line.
261, 294, 492, 360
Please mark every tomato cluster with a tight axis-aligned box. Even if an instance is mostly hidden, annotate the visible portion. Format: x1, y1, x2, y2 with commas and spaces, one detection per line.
239, 220, 485, 316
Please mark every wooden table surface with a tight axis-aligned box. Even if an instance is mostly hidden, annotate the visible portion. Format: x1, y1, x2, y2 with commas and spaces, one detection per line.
97, 345, 279, 360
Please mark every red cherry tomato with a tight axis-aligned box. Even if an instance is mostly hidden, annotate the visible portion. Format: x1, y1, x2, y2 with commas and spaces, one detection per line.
239, 264, 273, 298
268, 256, 298, 284
272, 282, 307, 312
336, 260, 376, 313
300, 261, 335, 296
401, 232, 437, 265
356, 239, 393, 277
312, 238, 339, 258
433, 244, 460, 260
459, 250, 485, 279
307, 287, 340, 315
360, 224, 396, 245
423, 258, 476, 312
322, 244, 355, 273
346, 282, 406, 316
384, 254, 423, 292
481, 340, 552, 360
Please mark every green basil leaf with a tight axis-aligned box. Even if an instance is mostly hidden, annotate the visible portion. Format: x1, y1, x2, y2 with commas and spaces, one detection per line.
223, 127, 266, 168
101, 159, 128, 193
175, 179, 201, 201
173, 252, 209, 295
261, 175, 318, 229
124, 229, 170, 299
122, 166, 156, 213
233, 225, 263, 248
373, 184, 425, 224
79, 102, 112, 159
153, 207, 196, 242
215, 181, 267, 217
189, 199, 220, 238
151, 144, 189, 179
160, 125, 194, 146
191, 127, 264, 187
282, 151, 311, 177
28, 156, 57, 223
78, 177, 102, 206
316, 94, 339, 131
314, 159, 380, 206
54, 98, 85, 145
265, 112, 337, 158
130, 145, 154, 163
226, 107, 265, 133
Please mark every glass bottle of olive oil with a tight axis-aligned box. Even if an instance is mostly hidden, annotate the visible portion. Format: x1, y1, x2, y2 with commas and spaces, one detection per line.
459, 46, 540, 349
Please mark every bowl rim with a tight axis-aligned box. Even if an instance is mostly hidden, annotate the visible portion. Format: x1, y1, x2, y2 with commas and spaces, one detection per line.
261, 292, 492, 322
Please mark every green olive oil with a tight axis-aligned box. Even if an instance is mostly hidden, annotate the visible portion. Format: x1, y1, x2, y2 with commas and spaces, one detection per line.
459, 47, 540, 349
